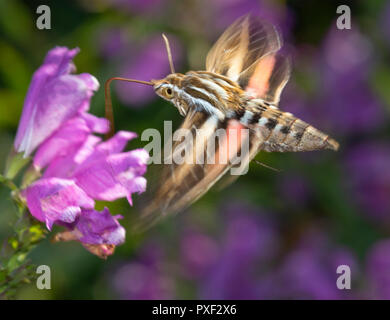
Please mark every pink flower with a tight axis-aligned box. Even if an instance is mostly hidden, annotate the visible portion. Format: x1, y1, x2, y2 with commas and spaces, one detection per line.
33, 113, 109, 170
16, 47, 149, 257
24, 178, 95, 230
53, 207, 125, 259
14, 47, 99, 157
70, 208, 125, 245
40, 130, 148, 204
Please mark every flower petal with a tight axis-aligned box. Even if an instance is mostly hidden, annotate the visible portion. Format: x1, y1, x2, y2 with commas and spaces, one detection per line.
73, 149, 149, 203
95, 130, 138, 155
24, 177, 94, 230
14, 47, 99, 156
43, 135, 102, 179
80, 112, 110, 134
75, 208, 126, 245
34, 116, 91, 169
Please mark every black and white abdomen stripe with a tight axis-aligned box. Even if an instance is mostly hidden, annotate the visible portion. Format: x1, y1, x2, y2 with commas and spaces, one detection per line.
238, 100, 339, 152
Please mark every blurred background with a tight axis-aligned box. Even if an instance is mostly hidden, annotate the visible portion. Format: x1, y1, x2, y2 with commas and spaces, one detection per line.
1, 0, 390, 299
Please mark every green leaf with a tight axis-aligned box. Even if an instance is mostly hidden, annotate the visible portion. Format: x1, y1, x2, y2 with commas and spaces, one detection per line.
28, 225, 45, 243
0, 270, 6, 283
0, 174, 18, 192
8, 238, 18, 250
4, 149, 31, 180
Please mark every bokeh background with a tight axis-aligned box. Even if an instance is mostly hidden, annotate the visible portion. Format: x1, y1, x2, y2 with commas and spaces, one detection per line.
1, 0, 390, 299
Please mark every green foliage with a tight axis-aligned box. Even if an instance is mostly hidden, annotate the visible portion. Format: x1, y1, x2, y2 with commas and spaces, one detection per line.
0, 182, 46, 299
0, 147, 46, 299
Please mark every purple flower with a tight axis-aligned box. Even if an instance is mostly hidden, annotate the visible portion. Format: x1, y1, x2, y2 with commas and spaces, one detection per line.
200, 204, 278, 299
24, 178, 95, 230
344, 142, 390, 224
318, 26, 383, 134
16, 46, 149, 257
112, 244, 175, 299
113, 200, 368, 299
68, 207, 125, 245
14, 47, 99, 156
275, 229, 357, 299
283, 23, 384, 139
53, 207, 125, 259
74, 148, 148, 204
366, 239, 390, 299
190, 204, 357, 299
180, 229, 219, 279
33, 113, 109, 170
113, 263, 174, 299
30, 125, 148, 257
291, 26, 384, 136
41, 130, 148, 205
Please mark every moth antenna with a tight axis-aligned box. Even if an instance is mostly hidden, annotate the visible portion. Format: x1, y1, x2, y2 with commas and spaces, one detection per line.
162, 33, 175, 74
254, 160, 282, 173
104, 77, 153, 138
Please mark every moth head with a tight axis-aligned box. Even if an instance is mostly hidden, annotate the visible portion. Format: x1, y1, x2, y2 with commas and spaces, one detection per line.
152, 34, 186, 101
153, 79, 176, 101
152, 75, 188, 116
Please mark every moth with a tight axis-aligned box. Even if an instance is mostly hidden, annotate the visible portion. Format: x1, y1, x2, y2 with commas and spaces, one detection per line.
105, 15, 339, 230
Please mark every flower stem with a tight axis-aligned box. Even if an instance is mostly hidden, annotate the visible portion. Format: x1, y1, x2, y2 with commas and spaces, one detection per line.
0, 194, 46, 299
3, 149, 31, 180
0, 174, 18, 192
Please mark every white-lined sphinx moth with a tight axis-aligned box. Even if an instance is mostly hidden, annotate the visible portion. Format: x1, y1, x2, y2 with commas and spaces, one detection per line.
105, 15, 339, 230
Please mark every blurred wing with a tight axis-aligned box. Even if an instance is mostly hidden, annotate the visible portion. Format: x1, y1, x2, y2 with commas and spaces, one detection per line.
243, 52, 291, 105
214, 126, 265, 190
135, 109, 255, 231
206, 14, 291, 105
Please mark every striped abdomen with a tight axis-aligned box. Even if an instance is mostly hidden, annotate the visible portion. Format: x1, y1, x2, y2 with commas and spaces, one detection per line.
236, 99, 339, 152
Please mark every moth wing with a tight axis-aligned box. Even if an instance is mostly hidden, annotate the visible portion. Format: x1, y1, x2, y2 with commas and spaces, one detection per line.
135, 109, 254, 231
215, 126, 265, 190
243, 52, 291, 105
206, 14, 291, 105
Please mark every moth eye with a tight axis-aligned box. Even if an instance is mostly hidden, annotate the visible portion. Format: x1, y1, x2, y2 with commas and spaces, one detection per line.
164, 87, 173, 98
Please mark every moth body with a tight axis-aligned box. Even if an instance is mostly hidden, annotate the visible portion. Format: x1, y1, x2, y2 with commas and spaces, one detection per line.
153, 71, 339, 154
